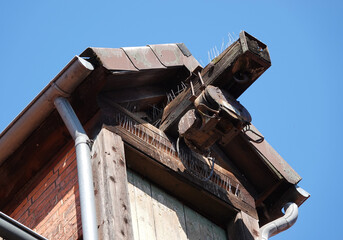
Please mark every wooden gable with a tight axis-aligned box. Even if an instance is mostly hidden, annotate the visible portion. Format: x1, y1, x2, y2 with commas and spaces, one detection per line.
0, 31, 309, 240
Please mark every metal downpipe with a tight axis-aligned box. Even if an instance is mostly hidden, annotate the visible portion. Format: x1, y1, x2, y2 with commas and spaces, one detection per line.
259, 202, 299, 240
54, 97, 98, 240
0, 56, 93, 165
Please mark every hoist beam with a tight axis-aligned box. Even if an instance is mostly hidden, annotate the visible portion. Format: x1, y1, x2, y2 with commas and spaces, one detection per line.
159, 31, 271, 134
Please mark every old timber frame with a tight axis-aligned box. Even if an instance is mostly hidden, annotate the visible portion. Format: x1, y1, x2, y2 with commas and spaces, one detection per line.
0, 31, 309, 240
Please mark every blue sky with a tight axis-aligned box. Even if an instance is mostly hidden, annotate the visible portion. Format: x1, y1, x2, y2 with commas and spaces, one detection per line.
1, 1, 342, 239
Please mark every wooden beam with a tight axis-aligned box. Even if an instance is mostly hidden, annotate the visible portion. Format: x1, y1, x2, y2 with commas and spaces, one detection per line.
160, 31, 271, 134
101, 86, 166, 111
98, 100, 257, 222
91, 128, 134, 240
227, 211, 260, 240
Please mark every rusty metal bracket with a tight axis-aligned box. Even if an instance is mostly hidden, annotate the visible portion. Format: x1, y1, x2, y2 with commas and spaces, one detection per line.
189, 80, 197, 102
198, 71, 206, 90
242, 124, 264, 143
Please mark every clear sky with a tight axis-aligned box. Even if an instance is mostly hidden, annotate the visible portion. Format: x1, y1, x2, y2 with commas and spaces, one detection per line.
0, 1, 342, 239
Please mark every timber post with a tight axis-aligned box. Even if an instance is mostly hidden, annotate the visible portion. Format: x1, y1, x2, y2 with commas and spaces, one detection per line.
91, 128, 134, 240
227, 211, 260, 240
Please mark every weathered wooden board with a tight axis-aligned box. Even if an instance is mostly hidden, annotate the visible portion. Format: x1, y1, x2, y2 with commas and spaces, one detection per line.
160, 41, 242, 133
127, 171, 140, 240
151, 185, 188, 240
227, 211, 260, 240
160, 32, 271, 133
127, 169, 227, 240
127, 171, 157, 240
91, 128, 134, 240
184, 205, 227, 240
98, 100, 257, 222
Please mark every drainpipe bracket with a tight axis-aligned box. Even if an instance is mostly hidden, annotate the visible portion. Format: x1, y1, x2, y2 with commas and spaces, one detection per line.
75, 135, 90, 147
51, 82, 71, 98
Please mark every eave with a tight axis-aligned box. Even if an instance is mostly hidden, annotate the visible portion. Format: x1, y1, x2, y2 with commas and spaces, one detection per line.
0, 37, 309, 225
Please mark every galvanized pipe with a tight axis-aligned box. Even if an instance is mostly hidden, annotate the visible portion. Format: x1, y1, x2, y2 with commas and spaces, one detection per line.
54, 97, 98, 240
0, 56, 94, 165
259, 202, 299, 240
0, 211, 47, 240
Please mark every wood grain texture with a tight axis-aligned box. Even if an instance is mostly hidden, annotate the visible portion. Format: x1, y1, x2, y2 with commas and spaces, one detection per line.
109, 122, 257, 219
151, 185, 188, 240
91, 128, 134, 240
127, 169, 227, 240
160, 42, 243, 132
184, 205, 227, 240
227, 211, 260, 240
127, 170, 157, 240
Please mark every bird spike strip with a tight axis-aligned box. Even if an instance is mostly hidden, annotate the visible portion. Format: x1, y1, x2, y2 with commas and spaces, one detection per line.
167, 81, 188, 104
114, 113, 241, 198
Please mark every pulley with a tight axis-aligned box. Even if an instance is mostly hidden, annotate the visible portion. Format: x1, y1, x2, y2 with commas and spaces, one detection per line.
178, 85, 251, 152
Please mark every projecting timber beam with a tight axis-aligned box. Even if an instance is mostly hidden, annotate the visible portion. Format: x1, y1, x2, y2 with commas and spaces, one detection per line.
160, 31, 271, 133
98, 99, 257, 226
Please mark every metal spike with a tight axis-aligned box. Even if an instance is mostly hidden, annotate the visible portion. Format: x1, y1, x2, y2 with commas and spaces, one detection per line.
215, 46, 219, 57
235, 184, 239, 196
171, 89, 176, 99
129, 121, 133, 133
123, 117, 127, 129
225, 176, 229, 191
142, 130, 146, 141
157, 135, 161, 150
153, 133, 157, 147
169, 93, 173, 103
126, 117, 130, 130
130, 119, 133, 132
181, 81, 187, 90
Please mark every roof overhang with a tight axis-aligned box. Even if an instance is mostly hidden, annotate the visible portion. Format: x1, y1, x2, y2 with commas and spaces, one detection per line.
0, 39, 309, 225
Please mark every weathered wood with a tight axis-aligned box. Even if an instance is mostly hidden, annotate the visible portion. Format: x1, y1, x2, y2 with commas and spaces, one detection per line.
227, 211, 260, 240
101, 86, 166, 111
101, 100, 255, 207
127, 170, 157, 240
159, 41, 242, 133
244, 124, 301, 185
102, 110, 257, 219
98, 96, 257, 224
184, 205, 227, 240
128, 169, 227, 240
160, 32, 271, 134
126, 171, 140, 240
151, 184, 188, 240
91, 128, 134, 240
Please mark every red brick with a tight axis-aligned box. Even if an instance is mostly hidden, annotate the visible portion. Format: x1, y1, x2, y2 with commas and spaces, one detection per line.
56, 169, 79, 201
29, 183, 57, 220
59, 193, 76, 218
17, 209, 29, 223
6, 143, 83, 240
61, 215, 79, 240
54, 148, 76, 175
36, 207, 59, 232
29, 172, 58, 203
10, 197, 31, 220
21, 211, 36, 229
45, 222, 62, 240
63, 199, 78, 222
56, 160, 77, 187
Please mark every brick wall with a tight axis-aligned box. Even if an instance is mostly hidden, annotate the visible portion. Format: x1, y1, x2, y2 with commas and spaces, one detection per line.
7, 143, 82, 239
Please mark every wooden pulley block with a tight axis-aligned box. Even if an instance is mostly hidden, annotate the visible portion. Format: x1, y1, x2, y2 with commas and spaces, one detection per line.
178, 85, 251, 152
